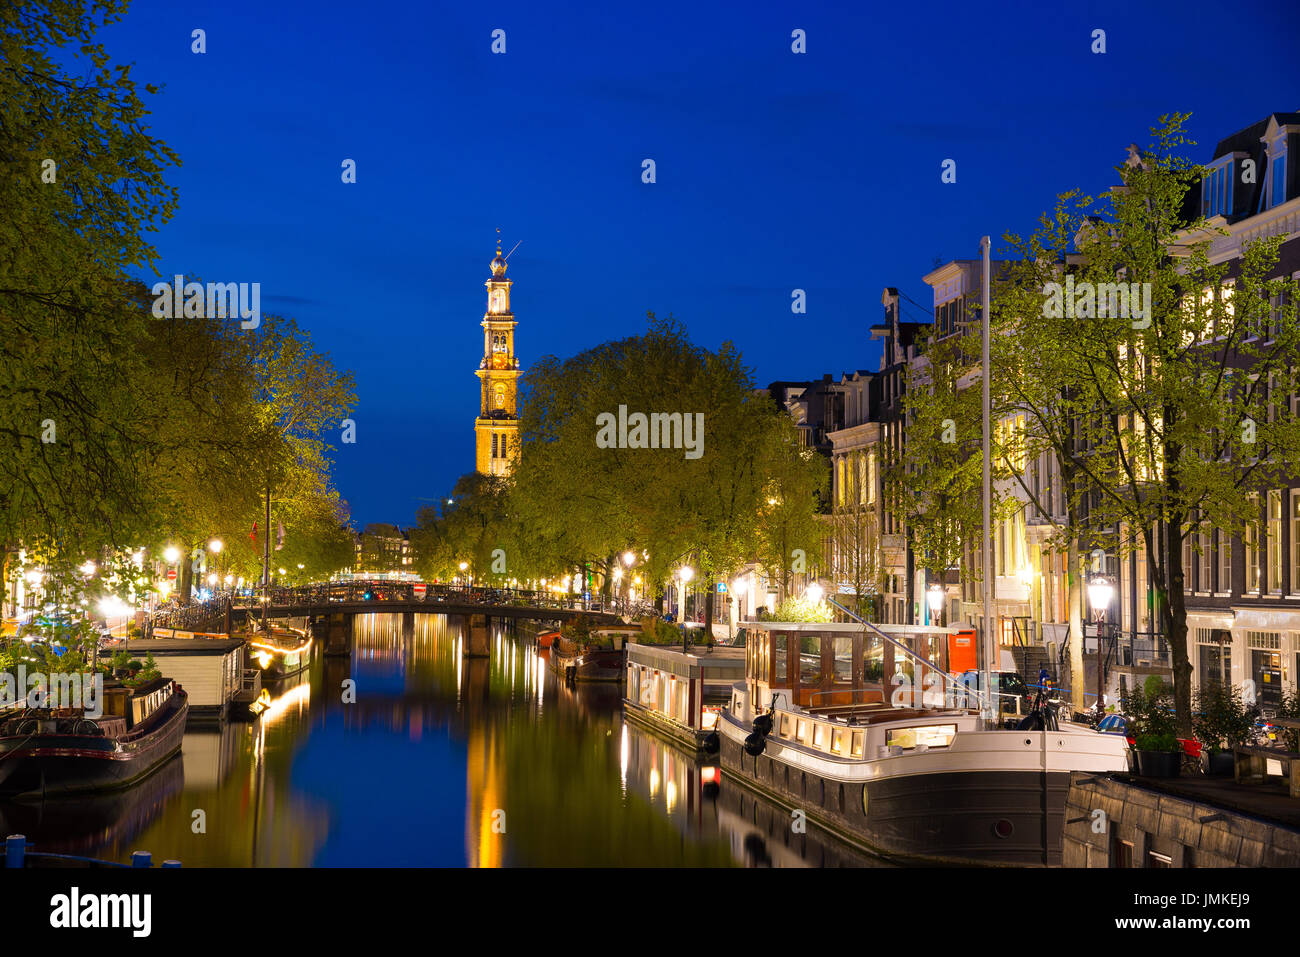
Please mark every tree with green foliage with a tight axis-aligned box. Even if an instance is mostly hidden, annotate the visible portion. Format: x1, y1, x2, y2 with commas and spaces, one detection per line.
988, 114, 1300, 735
0, 1, 181, 584
510, 314, 824, 635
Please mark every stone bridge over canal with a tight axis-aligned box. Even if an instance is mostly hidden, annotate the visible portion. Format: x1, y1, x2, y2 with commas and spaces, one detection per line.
154, 580, 624, 657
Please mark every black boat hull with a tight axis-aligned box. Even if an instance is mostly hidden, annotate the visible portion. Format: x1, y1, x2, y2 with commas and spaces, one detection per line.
0, 693, 188, 798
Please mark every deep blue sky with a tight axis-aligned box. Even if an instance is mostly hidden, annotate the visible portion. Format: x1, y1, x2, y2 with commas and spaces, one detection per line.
96, 0, 1299, 528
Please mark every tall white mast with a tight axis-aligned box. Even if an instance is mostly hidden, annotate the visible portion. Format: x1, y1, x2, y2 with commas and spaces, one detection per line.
980, 236, 995, 720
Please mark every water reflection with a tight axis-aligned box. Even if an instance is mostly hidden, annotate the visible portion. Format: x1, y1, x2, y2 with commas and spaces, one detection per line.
6, 612, 884, 867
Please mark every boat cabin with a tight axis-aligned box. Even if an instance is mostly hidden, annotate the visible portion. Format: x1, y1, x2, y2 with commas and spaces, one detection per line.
742, 621, 977, 711
121, 638, 246, 727
102, 675, 172, 730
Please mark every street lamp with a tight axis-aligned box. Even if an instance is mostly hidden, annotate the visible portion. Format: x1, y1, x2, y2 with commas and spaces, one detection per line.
208, 539, 222, 554
926, 583, 945, 624
623, 551, 635, 567
677, 566, 694, 621
806, 581, 825, 604
164, 546, 180, 564
1087, 576, 1115, 711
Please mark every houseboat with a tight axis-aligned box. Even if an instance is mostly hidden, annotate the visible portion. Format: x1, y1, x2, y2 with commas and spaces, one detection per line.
623, 642, 746, 754
244, 623, 313, 681
550, 627, 639, 683
119, 637, 250, 726
536, 629, 561, 650
0, 676, 188, 798
716, 619, 1128, 866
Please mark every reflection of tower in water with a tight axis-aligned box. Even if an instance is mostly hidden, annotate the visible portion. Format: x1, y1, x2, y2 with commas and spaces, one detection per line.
463, 653, 503, 867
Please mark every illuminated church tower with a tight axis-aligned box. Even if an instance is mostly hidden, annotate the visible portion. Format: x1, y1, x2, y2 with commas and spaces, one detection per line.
475, 233, 521, 476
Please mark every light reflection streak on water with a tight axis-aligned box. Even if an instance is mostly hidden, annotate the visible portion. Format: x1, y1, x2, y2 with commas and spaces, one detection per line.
619, 722, 629, 795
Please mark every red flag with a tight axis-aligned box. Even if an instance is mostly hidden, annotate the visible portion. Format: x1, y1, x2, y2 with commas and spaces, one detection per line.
250, 522, 258, 542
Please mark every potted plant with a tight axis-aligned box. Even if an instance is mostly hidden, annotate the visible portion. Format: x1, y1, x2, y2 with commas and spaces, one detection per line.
1123, 681, 1180, 777
1193, 681, 1253, 775
111, 649, 132, 680
1132, 732, 1181, 777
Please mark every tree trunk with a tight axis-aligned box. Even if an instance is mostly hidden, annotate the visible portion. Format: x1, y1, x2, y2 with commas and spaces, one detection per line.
180, 546, 194, 603
1162, 514, 1194, 737
704, 582, 714, 645
1067, 539, 1086, 712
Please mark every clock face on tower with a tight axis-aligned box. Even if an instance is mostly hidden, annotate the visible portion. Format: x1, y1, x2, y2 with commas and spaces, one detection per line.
491, 352, 510, 370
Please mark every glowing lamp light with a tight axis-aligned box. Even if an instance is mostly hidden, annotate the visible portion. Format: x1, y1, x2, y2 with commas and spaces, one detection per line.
80, 560, 97, 577
24, 569, 43, 587
678, 566, 694, 584
623, 551, 635, 566
1087, 577, 1114, 614
278, 568, 287, 576
164, 546, 180, 563
806, 582, 824, 604
613, 567, 623, 581
208, 539, 223, 554
98, 596, 130, 618
459, 562, 469, 572
1018, 565, 1035, 586
926, 583, 944, 613
207, 573, 218, 585
225, 575, 234, 585
297, 563, 305, 570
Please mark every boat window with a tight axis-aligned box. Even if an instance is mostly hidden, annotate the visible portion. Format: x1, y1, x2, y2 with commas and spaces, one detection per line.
780, 714, 792, 737
796, 719, 809, 742
885, 724, 957, 749
863, 635, 884, 683
831, 727, 847, 754
850, 731, 865, 757
893, 644, 915, 683
833, 637, 852, 683
799, 636, 822, 684
773, 635, 787, 684
812, 722, 829, 750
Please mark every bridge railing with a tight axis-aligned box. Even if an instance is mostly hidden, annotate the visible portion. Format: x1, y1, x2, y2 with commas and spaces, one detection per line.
225, 580, 623, 616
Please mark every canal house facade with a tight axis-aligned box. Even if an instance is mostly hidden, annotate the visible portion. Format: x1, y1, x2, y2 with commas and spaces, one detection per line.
811, 112, 1300, 710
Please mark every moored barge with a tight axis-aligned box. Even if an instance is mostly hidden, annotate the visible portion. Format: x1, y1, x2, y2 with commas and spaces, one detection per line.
717, 620, 1128, 866
0, 677, 188, 798
550, 627, 638, 683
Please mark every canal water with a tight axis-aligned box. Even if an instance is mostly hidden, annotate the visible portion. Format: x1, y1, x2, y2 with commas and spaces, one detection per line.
2, 614, 887, 867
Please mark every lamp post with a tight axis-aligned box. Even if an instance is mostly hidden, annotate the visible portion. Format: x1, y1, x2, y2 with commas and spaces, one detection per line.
621, 550, 635, 612
1087, 575, 1114, 712
678, 566, 694, 650
926, 583, 945, 627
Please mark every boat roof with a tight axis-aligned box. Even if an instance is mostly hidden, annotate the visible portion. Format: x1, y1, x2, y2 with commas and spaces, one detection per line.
122, 638, 245, 655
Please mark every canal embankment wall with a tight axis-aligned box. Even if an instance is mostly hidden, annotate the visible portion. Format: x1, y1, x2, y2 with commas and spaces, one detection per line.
1064, 772, 1300, 866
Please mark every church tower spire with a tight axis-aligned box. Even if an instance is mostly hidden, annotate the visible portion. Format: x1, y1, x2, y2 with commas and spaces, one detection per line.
475, 230, 521, 476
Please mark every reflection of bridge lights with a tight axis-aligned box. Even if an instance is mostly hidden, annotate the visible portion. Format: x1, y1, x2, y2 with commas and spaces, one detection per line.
666, 780, 677, 814
649, 766, 660, 798
620, 723, 629, 793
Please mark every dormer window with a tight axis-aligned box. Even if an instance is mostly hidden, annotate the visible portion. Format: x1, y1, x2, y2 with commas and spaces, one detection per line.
1202, 157, 1234, 218
1268, 139, 1288, 209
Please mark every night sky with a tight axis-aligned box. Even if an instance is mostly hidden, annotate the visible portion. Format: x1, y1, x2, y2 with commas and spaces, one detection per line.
96, 0, 1299, 527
